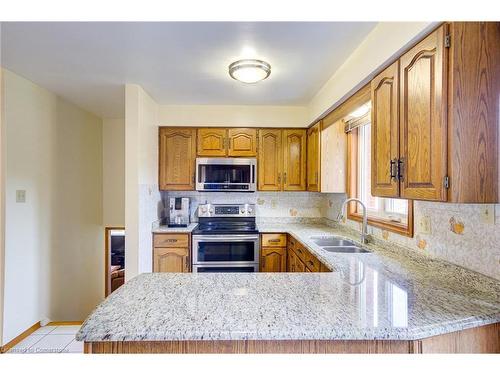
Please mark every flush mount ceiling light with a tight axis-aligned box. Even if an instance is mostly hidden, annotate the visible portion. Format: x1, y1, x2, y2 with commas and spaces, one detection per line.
228, 59, 271, 84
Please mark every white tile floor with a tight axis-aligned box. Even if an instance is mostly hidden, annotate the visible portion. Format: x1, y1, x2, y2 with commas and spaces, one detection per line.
7, 325, 83, 354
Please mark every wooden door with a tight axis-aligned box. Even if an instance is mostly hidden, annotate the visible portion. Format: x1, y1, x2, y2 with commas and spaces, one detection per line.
283, 129, 307, 191
258, 129, 283, 191
260, 247, 286, 272
287, 249, 296, 272
295, 256, 306, 272
307, 122, 321, 192
228, 128, 257, 157
159, 128, 197, 190
153, 247, 189, 272
399, 25, 448, 201
197, 128, 227, 156
371, 61, 400, 197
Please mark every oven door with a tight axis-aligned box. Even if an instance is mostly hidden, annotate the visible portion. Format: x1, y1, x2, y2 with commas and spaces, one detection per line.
192, 264, 259, 273
192, 235, 260, 265
196, 157, 256, 192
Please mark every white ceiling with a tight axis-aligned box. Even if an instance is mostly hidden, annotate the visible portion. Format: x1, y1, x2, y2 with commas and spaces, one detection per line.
1, 22, 377, 118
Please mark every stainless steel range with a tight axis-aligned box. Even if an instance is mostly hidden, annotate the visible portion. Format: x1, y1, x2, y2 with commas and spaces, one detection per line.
192, 203, 259, 273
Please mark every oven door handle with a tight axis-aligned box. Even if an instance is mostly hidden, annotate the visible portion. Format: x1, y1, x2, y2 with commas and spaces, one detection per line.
192, 235, 259, 241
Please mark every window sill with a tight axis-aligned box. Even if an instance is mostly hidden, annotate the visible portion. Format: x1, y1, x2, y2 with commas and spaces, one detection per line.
347, 211, 414, 238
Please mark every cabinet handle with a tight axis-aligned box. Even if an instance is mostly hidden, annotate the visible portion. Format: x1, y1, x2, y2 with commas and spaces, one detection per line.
185, 257, 189, 272
262, 257, 266, 268
277, 173, 281, 184
228, 138, 231, 150
283, 172, 287, 184
397, 158, 405, 181
390, 158, 398, 181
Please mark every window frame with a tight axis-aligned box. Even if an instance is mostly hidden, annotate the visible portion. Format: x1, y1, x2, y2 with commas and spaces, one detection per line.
347, 127, 414, 237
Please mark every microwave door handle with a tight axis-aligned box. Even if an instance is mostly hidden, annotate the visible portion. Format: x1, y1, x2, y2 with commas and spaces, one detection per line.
252, 164, 255, 183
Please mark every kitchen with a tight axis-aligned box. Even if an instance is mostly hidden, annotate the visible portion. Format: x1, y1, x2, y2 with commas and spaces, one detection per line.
78, 22, 499, 353
0, 10, 499, 367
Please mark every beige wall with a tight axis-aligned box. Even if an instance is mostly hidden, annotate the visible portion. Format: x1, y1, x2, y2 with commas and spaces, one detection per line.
2, 69, 103, 343
103, 118, 125, 227
158, 105, 307, 127
125, 84, 162, 281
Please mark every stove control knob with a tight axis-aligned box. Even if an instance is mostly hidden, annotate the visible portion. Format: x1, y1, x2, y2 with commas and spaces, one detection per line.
240, 208, 245, 214
209, 208, 214, 214
247, 207, 253, 214
200, 207, 207, 213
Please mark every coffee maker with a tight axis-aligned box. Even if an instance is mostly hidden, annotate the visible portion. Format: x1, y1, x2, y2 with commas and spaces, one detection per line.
168, 197, 190, 227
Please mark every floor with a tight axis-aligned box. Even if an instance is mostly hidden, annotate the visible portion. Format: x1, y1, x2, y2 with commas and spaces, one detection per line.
7, 325, 83, 354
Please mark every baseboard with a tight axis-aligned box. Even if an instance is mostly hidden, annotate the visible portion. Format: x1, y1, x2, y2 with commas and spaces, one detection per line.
47, 321, 84, 326
0, 321, 41, 354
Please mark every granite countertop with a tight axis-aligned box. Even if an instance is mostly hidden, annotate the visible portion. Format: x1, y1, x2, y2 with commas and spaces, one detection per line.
152, 223, 198, 233
77, 223, 500, 342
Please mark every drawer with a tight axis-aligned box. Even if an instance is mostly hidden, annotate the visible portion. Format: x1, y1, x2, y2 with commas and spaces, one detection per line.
261, 233, 287, 247
153, 234, 189, 248
304, 253, 321, 272
294, 243, 307, 262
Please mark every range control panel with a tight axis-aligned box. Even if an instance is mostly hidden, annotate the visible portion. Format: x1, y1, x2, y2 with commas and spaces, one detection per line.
197, 203, 255, 218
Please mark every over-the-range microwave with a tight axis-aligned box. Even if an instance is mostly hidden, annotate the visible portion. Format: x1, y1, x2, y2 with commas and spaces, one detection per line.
196, 157, 256, 192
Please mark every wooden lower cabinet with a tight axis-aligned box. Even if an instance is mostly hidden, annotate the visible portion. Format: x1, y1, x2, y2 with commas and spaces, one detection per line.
260, 247, 287, 272
153, 234, 190, 273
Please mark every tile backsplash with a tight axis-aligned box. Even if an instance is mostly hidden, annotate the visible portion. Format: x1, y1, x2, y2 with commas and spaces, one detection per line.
162, 191, 499, 280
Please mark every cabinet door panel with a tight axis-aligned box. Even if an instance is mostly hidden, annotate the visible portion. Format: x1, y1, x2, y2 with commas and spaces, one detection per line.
153, 247, 189, 273
159, 128, 196, 190
321, 120, 347, 193
258, 129, 283, 191
371, 61, 400, 197
228, 128, 257, 157
197, 128, 227, 156
283, 129, 307, 191
399, 25, 448, 201
260, 247, 286, 272
307, 122, 321, 192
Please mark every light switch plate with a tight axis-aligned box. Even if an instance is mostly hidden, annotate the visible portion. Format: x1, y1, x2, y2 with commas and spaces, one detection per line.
418, 216, 431, 234
479, 204, 495, 224
16, 190, 26, 203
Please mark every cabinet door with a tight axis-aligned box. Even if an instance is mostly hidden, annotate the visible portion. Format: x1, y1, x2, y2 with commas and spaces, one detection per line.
287, 248, 296, 272
295, 256, 306, 272
399, 25, 448, 201
283, 129, 307, 191
371, 61, 400, 197
307, 122, 321, 192
321, 120, 347, 193
159, 128, 197, 190
258, 129, 283, 191
197, 128, 227, 156
228, 128, 257, 157
260, 247, 286, 272
153, 247, 190, 273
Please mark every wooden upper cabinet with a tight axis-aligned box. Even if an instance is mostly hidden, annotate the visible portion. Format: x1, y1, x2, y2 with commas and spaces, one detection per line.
153, 247, 190, 273
159, 127, 196, 190
283, 129, 307, 191
371, 61, 400, 198
399, 25, 448, 201
306, 122, 321, 192
228, 128, 257, 157
258, 129, 283, 191
197, 128, 227, 156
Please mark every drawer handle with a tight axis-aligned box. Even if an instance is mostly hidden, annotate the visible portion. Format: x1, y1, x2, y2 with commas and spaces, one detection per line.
268, 239, 281, 243
165, 239, 178, 243
307, 260, 314, 266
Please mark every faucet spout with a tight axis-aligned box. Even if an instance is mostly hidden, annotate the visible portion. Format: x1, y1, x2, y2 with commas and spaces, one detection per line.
338, 198, 369, 244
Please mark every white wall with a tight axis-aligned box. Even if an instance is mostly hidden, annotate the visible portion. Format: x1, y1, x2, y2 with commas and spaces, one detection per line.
125, 84, 162, 281
307, 22, 436, 124
2, 69, 103, 343
103, 118, 125, 227
158, 105, 307, 127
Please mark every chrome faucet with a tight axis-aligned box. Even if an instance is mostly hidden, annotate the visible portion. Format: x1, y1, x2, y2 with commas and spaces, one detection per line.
337, 198, 370, 244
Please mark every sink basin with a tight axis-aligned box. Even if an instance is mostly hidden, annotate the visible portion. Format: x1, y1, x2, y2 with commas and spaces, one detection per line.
312, 238, 357, 247
322, 246, 371, 254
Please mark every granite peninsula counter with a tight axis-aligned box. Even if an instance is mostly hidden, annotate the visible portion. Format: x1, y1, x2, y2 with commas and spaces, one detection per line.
78, 224, 500, 353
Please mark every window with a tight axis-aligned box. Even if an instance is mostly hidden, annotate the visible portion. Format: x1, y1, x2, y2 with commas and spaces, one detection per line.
347, 105, 413, 237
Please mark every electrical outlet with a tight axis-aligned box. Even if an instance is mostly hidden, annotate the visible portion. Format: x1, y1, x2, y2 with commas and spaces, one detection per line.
479, 204, 495, 224
16, 190, 26, 203
418, 216, 431, 234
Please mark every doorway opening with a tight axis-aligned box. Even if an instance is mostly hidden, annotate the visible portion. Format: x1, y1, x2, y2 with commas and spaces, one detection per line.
105, 227, 125, 297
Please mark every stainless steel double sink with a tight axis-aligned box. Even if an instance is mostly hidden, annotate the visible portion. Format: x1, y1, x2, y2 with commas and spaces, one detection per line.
309, 236, 371, 253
